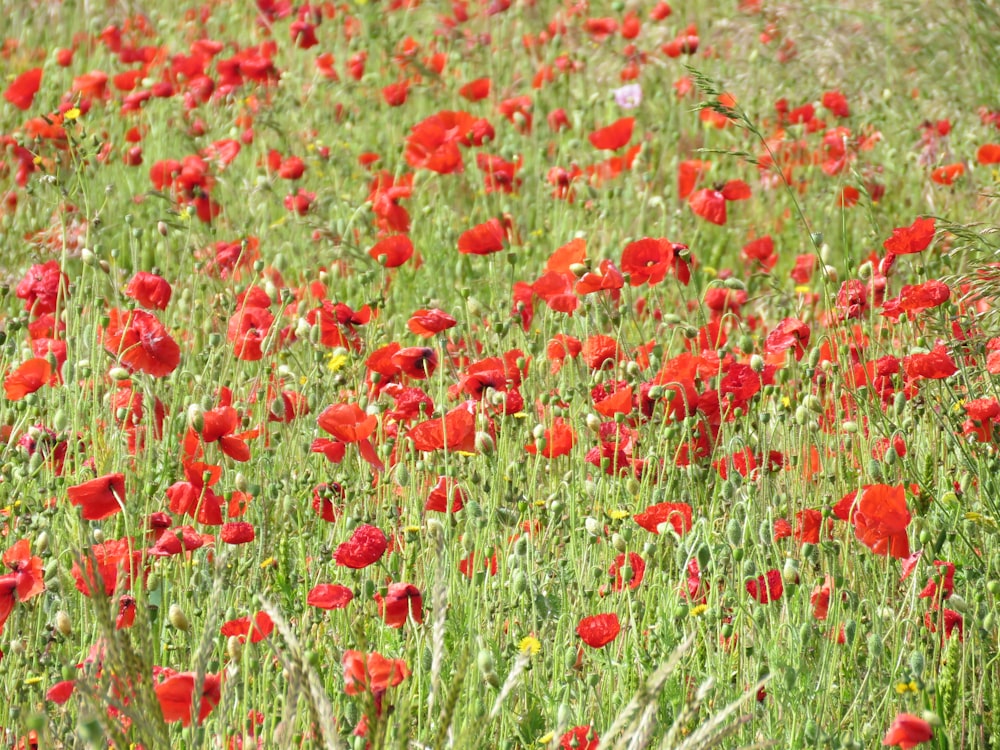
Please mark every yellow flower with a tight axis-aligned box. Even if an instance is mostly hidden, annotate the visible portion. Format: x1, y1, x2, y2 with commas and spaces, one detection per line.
519, 635, 541, 656
64, 107, 81, 121
327, 352, 348, 373
537, 732, 555, 745
689, 604, 708, 618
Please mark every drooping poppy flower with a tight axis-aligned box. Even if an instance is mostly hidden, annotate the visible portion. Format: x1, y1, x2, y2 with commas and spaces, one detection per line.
634, 502, 692, 536
308, 584, 354, 610
369, 235, 414, 268
334, 524, 388, 569
689, 180, 751, 225
882, 713, 933, 749
962, 397, 1000, 442
103, 309, 180, 377
588, 117, 634, 150
374, 583, 423, 628
678, 159, 711, 199
4, 68, 43, 110
576, 613, 621, 648
883, 217, 935, 256
822, 90, 850, 117
342, 650, 410, 695
918, 560, 955, 601
746, 570, 783, 604
155, 671, 222, 726
4, 358, 53, 401
68, 473, 127, 521
458, 218, 506, 255
405, 110, 476, 174
576, 259, 625, 300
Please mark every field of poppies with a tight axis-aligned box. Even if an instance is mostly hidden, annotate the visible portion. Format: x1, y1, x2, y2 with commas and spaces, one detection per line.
2, 0, 1000, 748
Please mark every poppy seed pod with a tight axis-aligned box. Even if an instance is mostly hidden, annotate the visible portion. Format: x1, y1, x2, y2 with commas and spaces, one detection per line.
169, 604, 190, 631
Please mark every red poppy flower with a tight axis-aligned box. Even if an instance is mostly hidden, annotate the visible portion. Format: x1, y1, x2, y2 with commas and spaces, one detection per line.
977, 144, 1000, 164
68, 473, 127, 521
678, 159, 711, 199
167, 461, 225, 526
4, 358, 53, 401
405, 110, 476, 174
155, 671, 222, 726
634, 502, 692, 536
931, 163, 964, 185
576, 612, 621, 648
581, 335, 621, 370
220, 522, 255, 545
220, 611, 273, 643
334, 524, 388, 569
836, 483, 911, 559
883, 217, 935, 255
227, 306, 274, 361
382, 80, 410, 107
317, 403, 375, 444
307, 584, 354, 610
589, 117, 635, 150
103, 309, 180, 378
125, 272, 172, 310
883, 713, 933, 749
188, 406, 252, 462
407, 402, 478, 452
459, 77, 491, 101
764, 317, 810, 361
918, 560, 955, 601
342, 650, 410, 695
391, 347, 438, 380
810, 575, 833, 620
17, 261, 67, 317
746, 569, 783, 604
375, 583, 423, 628
72, 538, 143, 597
609, 552, 645, 591
560, 727, 599, 750
369, 235, 414, 268
458, 218, 506, 255
882, 279, 950, 320
525, 417, 576, 458
902, 344, 957, 381
4, 68, 43, 110
425, 476, 466, 513
408, 308, 456, 337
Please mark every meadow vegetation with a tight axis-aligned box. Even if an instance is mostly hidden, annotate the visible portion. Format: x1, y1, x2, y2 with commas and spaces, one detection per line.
1, 0, 999, 748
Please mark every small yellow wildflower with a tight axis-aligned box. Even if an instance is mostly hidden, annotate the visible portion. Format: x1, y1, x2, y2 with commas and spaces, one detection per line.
64, 107, 81, 121
327, 352, 349, 373
689, 604, 708, 618
519, 635, 541, 655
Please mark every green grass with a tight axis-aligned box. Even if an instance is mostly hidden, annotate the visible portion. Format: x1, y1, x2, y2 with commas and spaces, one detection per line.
0, 0, 998, 748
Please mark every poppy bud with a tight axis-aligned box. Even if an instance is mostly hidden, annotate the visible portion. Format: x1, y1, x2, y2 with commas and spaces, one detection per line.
477, 648, 496, 676
169, 604, 190, 631
35, 531, 49, 553
55, 610, 72, 636
474, 431, 495, 454
187, 403, 204, 433
228, 635, 243, 662
584, 517, 602, 537
81, 247, 97, 266
726, 519, 743, 547
909, 650, 925, 678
